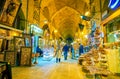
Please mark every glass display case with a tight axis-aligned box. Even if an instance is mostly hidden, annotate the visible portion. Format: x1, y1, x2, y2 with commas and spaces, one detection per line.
106, 15, 120, 43
107, 30, 120, 43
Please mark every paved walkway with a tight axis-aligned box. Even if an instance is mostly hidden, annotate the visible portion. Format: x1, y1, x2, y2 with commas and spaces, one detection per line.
12, 57, 120, 79
12, 57, 86, 79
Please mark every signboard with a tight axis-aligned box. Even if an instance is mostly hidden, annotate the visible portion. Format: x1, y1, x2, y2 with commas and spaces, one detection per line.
30, 24, 43, 36
108, 0, 120, 10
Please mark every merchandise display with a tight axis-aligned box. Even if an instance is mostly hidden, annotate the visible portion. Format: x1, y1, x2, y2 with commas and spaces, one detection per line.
42, 47, 54, 61
23, 34, 32, 47
94, 27, 104, 47
104, 42, 120, 73
4, 51, 16, 66
20, 47, 32, 66
79, 41, 120, 79
79, 47, 112, 78
14, 36, 25, 52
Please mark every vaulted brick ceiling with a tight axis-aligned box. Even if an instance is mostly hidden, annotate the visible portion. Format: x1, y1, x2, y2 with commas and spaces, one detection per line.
40, 0, 90, 40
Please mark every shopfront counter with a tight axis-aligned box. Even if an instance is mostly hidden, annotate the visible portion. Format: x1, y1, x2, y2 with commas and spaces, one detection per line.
104, 48, 120, 74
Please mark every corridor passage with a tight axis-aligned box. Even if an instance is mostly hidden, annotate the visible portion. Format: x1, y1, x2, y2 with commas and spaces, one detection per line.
12, 58, 86, 79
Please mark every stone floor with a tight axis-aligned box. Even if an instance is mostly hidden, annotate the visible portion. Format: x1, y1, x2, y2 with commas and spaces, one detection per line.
12, 57, 120, 79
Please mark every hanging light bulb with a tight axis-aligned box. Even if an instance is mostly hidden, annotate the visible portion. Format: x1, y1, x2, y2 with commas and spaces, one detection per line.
44, 20, 48, 24
54, 30, 58, 33
85, 11, 90, 16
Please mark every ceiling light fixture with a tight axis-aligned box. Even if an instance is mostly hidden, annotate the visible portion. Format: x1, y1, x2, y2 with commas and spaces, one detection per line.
85, 11, 90, 16
54, 30, 57, 33
80, 15, 91, 21
85, 35, 88, 38
82, 32, 84, 34
108, 0, 120, 10
44, 20, 48, 24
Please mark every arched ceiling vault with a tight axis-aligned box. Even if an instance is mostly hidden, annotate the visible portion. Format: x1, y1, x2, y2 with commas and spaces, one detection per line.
40, 0, 90, 40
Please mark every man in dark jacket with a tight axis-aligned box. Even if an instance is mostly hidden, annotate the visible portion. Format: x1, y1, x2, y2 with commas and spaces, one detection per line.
62, 44, 69, 60
36, 46, 43, 57
79, 43, 84, 56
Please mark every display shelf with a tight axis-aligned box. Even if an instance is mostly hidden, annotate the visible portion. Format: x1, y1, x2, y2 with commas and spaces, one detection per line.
0, 24, 23, 33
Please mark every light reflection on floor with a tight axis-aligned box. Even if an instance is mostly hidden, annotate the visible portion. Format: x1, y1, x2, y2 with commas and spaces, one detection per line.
12, 57, 120, 79
12, 57, 85, 79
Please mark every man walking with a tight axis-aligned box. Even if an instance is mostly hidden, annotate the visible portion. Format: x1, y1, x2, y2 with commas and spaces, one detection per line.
62, 44, 69, 60
79, 43, 84, 56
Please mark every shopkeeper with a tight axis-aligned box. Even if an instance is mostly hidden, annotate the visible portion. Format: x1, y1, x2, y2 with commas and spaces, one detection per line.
36, 46, 43, 57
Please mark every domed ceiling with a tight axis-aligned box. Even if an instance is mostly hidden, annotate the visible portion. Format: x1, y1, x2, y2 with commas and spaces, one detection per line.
40, 0, 90, 40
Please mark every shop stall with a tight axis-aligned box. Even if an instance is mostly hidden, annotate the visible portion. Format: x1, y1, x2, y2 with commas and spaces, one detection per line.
0, 26, 33, 66
30, 24, 43, 63
78, 42, 120, 79
103, 42, 120, 74
0, 26, 22, 65
30, 24, 43, 53
99, 0, 120, 76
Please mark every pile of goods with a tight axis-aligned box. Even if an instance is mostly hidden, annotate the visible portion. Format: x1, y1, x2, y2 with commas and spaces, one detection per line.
78, 46, 112, 77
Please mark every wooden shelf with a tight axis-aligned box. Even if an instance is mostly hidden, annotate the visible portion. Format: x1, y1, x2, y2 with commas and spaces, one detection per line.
0, 24, 23, 33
